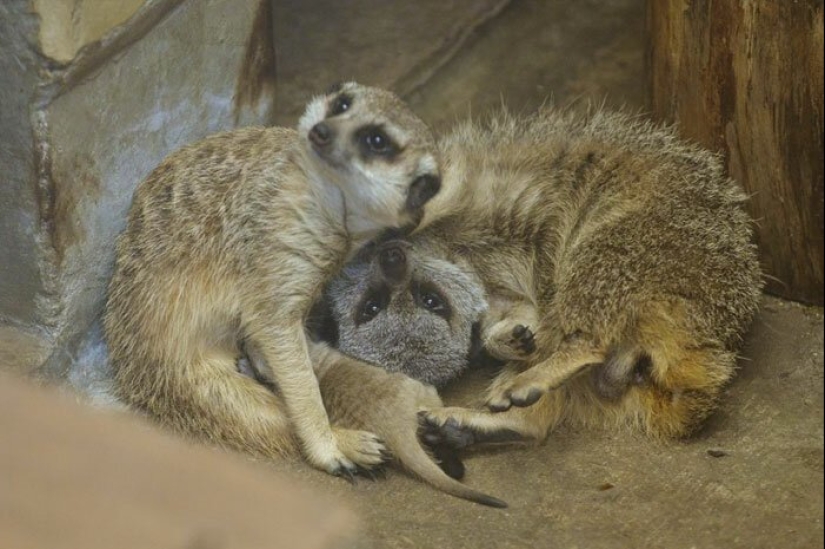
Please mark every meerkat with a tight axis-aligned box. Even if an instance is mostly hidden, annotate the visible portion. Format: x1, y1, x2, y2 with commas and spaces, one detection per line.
104, 82, 442, 477
325, 105, 763, 445
235, 240, 507, 507
319, 234, 490, 388
309, 340, 507, 508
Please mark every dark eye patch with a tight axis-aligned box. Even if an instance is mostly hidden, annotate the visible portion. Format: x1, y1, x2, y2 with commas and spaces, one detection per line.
355, 284, 390, 325
328, 94, 353, 117
413, 281, 451, 320
354, 125, 400, 161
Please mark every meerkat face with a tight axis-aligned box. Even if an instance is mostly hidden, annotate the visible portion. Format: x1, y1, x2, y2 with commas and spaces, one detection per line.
325, 238, 488, 387
298, 82, 441, 231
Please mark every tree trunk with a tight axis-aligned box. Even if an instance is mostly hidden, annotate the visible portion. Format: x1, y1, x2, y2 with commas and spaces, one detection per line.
647, 0, 824, 305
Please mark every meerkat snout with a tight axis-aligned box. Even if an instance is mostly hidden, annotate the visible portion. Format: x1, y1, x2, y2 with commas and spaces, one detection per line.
308, 122, 333, 149
379, 243, 408, 284
405, 174, 441, 214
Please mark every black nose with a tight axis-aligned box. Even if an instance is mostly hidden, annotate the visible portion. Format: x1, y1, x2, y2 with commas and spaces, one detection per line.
405, 174, 441, 212
379, 245, 407, 283
309, 122, 333, 147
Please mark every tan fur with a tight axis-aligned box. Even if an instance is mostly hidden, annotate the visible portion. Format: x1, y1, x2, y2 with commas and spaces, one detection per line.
311, 343, 507, 507
104, 83, 441, 475
406, 106, 763, 441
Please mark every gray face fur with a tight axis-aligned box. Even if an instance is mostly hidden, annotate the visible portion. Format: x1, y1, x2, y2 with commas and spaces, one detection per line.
324, 237, 488, 388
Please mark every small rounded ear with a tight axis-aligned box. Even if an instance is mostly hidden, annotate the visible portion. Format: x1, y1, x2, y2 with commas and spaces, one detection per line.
405, 174, 441, 212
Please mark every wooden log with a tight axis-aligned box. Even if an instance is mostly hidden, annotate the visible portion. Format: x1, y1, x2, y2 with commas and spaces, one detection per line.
0, 373, 360, 549
647, 0, 824, 305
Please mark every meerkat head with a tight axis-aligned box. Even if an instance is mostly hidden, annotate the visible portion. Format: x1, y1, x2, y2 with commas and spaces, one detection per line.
324, 237, 488, 387
298, 82, 441, 234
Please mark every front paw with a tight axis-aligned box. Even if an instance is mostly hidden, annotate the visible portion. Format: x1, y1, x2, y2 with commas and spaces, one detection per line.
419, 412, 477, 450
485, 322, 536, 361
485, 372, 546, 412
420, 408, 528, 447
312, 427, 391, 479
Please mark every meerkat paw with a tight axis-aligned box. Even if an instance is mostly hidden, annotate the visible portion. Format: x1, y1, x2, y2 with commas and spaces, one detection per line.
484, 322, 537, 361
419, 408, 530, 448
486, 365, 567, 411
331, 427, 391, 474
304, 428, 389, 479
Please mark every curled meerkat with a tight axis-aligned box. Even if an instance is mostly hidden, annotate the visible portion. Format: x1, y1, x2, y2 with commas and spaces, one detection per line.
104, 82, 442, 477
321, 236, 490, 388
324, 106, 762, 445
244, 240, 503, 507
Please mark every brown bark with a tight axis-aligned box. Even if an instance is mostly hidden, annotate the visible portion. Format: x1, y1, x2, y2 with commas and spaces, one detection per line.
647, 0, 824, 305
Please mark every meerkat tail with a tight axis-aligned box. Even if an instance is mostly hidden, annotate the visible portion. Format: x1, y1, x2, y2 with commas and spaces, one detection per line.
389, 430, 507, 508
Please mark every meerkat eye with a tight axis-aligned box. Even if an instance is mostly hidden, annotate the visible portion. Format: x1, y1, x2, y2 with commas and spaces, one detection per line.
329, 94, 352, 116
356, 126, 398, 158
356, 288, 388, 324
420, 292, 444, 311
415, 284, 450, 319
362, 299, 382, 318
365, 131, 388, 151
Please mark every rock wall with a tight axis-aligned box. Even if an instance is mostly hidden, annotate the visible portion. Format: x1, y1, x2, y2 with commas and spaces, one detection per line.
0, 0, 510, 377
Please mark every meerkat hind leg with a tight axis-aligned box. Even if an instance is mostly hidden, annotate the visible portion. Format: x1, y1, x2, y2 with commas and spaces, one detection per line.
486, 334, 605, 411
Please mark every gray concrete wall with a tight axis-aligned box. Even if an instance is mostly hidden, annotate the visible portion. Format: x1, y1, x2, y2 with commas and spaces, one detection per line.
1, 0, 274, 375
0, 0, 510, 376
0, 3, 53, 330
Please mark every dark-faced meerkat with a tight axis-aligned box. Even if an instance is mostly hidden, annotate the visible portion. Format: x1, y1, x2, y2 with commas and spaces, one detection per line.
235, 240, 503, 507
104, 82, 442, 477
326, 106, 763, 444
319, 235, 490, 388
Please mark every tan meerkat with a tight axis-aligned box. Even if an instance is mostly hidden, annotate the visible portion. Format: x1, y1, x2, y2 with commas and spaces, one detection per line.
104, 82, 442, 477
310, 341, 507, 508
328, 105, 762, 444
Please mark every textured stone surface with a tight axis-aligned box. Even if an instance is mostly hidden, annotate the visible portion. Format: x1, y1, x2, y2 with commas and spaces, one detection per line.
40, 0, 268, 376
270, 0, 510, 125
33, 0, 146, 62
0, 2, 51, 329
406, 0, 647, 129
1, 0, 272, 375
0, 0, 513, 376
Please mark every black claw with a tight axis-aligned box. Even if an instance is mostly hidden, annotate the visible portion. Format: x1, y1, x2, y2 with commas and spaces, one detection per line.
511, 387, 543, 407
333, 464, 358, 484
511, 324, 536, 354
379, 448, 394, 462
356, 466, 380, 481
